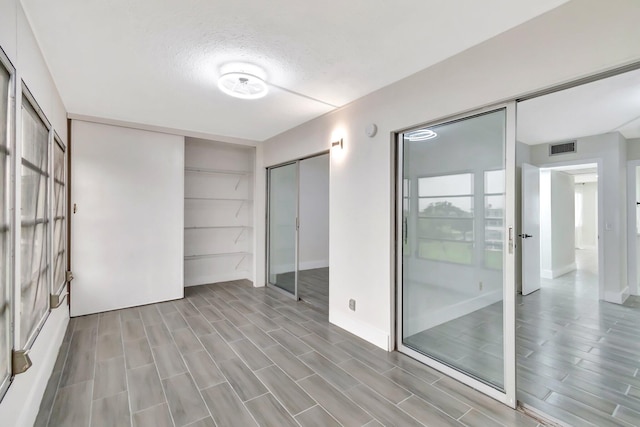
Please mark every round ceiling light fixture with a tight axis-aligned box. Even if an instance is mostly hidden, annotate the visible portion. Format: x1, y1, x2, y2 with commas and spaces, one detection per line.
218, 72, 268, 99
404, 129, 438, 141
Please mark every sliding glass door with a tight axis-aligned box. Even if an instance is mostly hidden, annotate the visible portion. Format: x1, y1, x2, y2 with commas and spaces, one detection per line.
267, 163, 299, 298
398, 105, 516, 406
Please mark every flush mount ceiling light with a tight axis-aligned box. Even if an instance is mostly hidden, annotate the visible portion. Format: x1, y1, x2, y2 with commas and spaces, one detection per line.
218, 72, 268, 99
404, 129, 438, 141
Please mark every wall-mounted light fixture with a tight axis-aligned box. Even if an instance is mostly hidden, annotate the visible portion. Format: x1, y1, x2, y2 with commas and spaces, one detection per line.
331, 138, 343, 149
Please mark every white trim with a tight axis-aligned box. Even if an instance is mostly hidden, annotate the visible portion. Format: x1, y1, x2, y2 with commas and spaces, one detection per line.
0, 307, 68, 427
626, 159, 640, 296
605, 286, 629, 305
330, 310, 389, 351
404, 289, 502, 336
540, 262, 576, 279
68, 113, 258, 147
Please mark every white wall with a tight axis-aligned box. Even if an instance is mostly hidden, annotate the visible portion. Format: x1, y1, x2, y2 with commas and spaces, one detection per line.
540, 170, 575, 278
531, 132, 628, 303
258, 0, 640, 350
0, 1, 69, 425
299, 154, 330, 270
575, 182, 598, 250
70, 121, 184, 316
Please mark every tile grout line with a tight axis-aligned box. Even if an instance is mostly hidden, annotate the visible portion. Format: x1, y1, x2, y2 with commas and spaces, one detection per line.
142, 306, 177, 427
164, 300, 218, 425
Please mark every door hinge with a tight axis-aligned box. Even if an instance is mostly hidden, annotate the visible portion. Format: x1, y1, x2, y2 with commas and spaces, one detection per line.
12, 350, 32, 375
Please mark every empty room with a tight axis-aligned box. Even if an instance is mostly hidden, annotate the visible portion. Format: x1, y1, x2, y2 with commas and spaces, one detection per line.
1, 1, 640, 427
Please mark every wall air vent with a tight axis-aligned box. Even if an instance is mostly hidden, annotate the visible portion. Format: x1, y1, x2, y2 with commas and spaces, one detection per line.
549, 140, 576, 156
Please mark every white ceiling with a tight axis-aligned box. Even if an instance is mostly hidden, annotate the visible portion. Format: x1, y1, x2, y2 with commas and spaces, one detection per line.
518, 67, 640, 145
21, 0, 566, 141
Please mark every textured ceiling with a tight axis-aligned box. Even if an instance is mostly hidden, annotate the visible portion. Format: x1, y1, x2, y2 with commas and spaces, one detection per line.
518, 68, 640, 145
22, 0, 567, 141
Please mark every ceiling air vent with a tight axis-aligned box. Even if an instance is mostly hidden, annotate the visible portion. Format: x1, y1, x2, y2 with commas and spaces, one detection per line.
549, 140, 576, 156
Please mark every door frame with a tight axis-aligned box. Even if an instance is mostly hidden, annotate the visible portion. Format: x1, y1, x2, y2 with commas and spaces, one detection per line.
533, 158, 604, 300
627, 159, 640, 296
395, 101, 517, 408
265, 150, 331, 301
266, 160, 300, 300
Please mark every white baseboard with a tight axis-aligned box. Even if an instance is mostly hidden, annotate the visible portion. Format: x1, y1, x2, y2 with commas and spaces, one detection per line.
404, 289, 503, 336
541, 262, 576, 279
0, 308, 69, 427
605, 286, 630, 305
329, 310, 390, 351
299, 260, 329, 271
184, 271, 251, 287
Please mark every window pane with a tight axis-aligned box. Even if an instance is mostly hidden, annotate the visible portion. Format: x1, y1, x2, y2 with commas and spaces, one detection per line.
485, 195, 504, 218
418, 217, 474, 241
20, 96, 50, 347
419, 197, 473, 217
484, 169, 505, 194
418, 173, 473, 197
417, 240, 473, 264
52, 142, 65, 295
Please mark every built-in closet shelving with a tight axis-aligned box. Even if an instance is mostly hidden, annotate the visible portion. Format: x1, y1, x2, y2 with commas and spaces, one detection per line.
184, 138, 255, 286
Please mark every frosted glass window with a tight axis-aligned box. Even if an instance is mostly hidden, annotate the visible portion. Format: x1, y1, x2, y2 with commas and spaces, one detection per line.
52, 139, 66, 296
20, 96, 49, 348
0, 60, 12, 399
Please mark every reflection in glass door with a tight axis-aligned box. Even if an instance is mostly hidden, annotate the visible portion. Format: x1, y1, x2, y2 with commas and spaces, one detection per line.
267, 163, 298, 298
398, 106, 516, 406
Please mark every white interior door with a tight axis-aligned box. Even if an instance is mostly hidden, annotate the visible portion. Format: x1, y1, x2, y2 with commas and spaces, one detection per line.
521, 163, 541, 295
70, 121, 184, 316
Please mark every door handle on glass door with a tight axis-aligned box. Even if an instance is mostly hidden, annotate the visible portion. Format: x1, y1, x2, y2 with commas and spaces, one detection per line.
519, 233, 532, 238
73, 203, 77, 214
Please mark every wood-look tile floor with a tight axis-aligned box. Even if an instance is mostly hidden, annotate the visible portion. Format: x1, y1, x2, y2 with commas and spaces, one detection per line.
34, 280, 541, 427
406, 250, 640, 427
273, 268, 329, 314
297, 268, 329, 313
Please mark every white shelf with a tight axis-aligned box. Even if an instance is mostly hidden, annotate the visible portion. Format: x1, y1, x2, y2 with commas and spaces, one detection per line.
185, 225, 252, 230
184, 251, 250, 261
185, 166, 251, 176
185, 197, 252, 201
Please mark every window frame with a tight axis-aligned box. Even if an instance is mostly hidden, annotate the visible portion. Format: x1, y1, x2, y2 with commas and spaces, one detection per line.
0, 46, 16, 402
19, 83, 52, 351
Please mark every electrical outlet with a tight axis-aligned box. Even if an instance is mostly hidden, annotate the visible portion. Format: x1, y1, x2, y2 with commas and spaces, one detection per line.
479, 281, 483, 291
349, 299, 356, 311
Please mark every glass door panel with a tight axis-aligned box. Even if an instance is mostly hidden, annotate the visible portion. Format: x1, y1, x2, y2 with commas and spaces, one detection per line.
268, 163, 298, 297
399, 107, 514, 400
